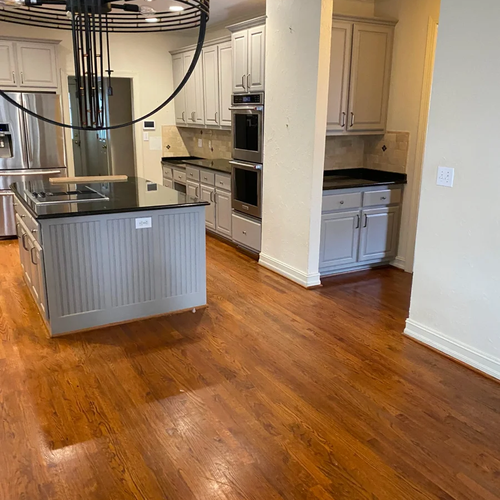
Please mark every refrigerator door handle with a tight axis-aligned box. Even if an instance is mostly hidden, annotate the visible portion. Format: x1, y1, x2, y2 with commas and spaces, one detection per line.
21, 94, 33, 168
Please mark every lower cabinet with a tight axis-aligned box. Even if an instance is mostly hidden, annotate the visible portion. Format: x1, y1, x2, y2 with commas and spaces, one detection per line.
215, 189, 232, 237
358, 206, 399, 262
163, 178, 173, 189
187, 181, 199, 199
319, 210, 360, 268
201, 184, 216, 230
232, 212, 262, 252
319, 186, 403, 276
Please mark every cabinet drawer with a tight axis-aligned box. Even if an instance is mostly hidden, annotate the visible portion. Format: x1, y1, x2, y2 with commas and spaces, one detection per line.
215, 173, 231, 191
163, 166, 173, 179
323, 192, 362, 212
186, 166, 200, 182
163, 178, 173, 189
363, 188, 402, 207
14, 198, 40, 243
232, 213, 261, 252
172, 168, 186, 184
200, 169, 215, 186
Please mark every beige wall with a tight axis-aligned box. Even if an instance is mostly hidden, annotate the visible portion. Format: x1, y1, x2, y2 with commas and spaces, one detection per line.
260, 0, 332, 287
405, 0, 500, 379
374, 0, 441, 271
334, 0, 375, 16
0, 22, 194, 184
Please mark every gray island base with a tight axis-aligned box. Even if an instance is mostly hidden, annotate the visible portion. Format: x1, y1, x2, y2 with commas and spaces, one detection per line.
12, 178, 208, 337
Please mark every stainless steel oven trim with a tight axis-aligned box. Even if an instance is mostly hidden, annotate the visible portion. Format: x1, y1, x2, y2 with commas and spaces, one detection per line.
231, 108, 264, 165
231, 161, 263, 219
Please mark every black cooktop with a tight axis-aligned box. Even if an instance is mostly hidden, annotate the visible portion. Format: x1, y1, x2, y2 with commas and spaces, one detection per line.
27, 187, 109, 205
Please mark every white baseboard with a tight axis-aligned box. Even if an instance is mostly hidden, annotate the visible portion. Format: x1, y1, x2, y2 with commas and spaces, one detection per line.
391, 256, 406, 270
259, 254, 321, 288
404, 319, 500, 380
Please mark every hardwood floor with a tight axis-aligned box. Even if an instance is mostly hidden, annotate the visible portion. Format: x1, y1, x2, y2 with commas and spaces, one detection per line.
1, 236, 500, 500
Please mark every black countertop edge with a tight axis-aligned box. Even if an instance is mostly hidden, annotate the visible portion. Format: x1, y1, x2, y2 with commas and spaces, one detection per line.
10, 181, 209, 221
323, 168, 407, 190
162, 157, 232, 175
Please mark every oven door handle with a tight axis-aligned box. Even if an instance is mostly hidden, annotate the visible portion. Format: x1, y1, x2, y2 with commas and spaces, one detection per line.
229, 106, 263, 112
229, 161, 262, 170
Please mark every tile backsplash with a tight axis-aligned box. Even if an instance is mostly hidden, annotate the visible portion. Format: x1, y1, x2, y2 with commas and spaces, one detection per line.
162, 126, 232, 160
324, 131, 410, 173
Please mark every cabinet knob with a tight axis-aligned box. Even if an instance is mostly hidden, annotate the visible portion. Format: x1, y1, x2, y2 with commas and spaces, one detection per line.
381, 196, 387, 200
340, 200, 344, 205
242, 230, 247, 235
220, 181, 223, 185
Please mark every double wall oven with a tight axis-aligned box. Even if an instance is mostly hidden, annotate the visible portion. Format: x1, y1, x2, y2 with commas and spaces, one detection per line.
230, 93, 264, 219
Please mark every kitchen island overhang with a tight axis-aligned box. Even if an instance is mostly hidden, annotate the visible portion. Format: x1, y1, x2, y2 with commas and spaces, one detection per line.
11, 178, 209, 337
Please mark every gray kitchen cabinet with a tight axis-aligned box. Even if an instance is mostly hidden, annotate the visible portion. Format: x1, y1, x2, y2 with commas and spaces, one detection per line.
187, 180, 199, 199
319, 210, 360, 269
0, 40, 17, 88
215, 189, 232, 237
163, 178, 173, 189
320, 185, 403, 276
327, 16, 396, 135
228, 17, 266, 93
201, 184, 216, 230
358, 206, 400, 262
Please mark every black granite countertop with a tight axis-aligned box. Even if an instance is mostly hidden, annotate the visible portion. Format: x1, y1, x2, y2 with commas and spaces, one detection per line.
11, 177, 208, 220
323, 169, 407, 190
162, 157, 232, 175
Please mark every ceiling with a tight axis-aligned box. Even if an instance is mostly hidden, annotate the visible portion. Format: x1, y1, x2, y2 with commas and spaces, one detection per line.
207, 0, 266, 26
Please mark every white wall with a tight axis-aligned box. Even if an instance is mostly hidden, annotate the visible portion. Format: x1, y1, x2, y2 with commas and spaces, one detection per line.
405, 0, 500, 379
259, 0, 332, 287
374, 0, 441, 272
0, 23, 194, 184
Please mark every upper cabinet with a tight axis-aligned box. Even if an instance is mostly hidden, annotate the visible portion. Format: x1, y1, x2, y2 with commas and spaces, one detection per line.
171, 38, 233, 129
0, 39, 59, 91
228, 17, 266, 93
327, 17, 396, 135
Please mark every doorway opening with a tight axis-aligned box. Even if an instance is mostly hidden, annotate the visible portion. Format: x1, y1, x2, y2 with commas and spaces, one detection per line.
68, 76, 136, 178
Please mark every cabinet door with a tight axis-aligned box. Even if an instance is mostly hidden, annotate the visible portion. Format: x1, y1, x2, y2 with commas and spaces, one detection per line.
201, 185, 216, 230
16, 42, 58, 89
319, 210, 360, 269
0, 41, 17, 88
193, 51, 205, 125
347, 24, 393, 132
215, 189, 232, 238
247, 25, 265, 92
232, 30, 248, 93
358, 207, 399, 262
203, 46, 220, 127
187, 181, 200, 199
163, 178, 173, 189
183, 51, 198, 123
172, 53, 187, 125
327, 22, 353, 133
218, 41, 233, 127
32, 242, 47, 319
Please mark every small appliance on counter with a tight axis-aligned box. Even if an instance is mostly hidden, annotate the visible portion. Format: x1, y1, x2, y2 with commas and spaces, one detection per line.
0, 93, 67, 237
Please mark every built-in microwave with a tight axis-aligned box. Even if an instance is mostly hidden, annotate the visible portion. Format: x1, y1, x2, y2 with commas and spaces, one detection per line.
230, 160, 262, 219
230, 93, 264, 164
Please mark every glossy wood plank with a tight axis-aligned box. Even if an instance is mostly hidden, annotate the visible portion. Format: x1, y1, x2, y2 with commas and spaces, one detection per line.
1, 236, 500, 500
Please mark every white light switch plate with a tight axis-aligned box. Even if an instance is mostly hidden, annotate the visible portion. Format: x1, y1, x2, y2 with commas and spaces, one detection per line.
143, 132, 149, 141
198, 138, 203, 148
135, 217, 152, 229
437, 166, 454, 187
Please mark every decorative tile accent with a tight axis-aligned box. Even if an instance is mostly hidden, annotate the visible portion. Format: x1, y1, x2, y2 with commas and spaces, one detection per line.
363, 132, 410, 174
324, 136, 365, 170
161, 126, 232, 160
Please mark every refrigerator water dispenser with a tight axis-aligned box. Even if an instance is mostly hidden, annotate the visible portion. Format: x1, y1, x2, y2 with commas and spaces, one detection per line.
0, 125, 13, 159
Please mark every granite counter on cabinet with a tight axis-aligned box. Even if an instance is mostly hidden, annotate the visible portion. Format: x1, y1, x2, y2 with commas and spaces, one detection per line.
11, 177, 208, 337
323, 168, 407, 190
162, 157, 232, 175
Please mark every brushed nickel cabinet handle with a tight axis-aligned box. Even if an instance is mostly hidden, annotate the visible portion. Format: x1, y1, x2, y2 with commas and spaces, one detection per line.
241, 75, 246, 90
247, 73, 251, 89
363, 215, 368, 228
30, 246, 38, 266
182, 111, 186, 122
341, 111, 346, 128
350, 112, 355, 128
21, 232, 29, 251
191, 111, 196, 122
12, 72, 16, 84
356, 215, 360, 229
215, 111, 218, 124
20, 72, 24, 84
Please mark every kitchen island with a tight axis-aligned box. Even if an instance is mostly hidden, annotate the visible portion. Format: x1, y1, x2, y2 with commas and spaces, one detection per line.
11, 177, 208, 337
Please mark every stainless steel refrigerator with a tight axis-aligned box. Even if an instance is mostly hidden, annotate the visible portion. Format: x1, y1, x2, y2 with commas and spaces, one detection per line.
0, 93, 67, 237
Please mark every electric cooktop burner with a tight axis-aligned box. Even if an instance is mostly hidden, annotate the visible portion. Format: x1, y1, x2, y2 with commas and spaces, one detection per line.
27, 187, 109, 205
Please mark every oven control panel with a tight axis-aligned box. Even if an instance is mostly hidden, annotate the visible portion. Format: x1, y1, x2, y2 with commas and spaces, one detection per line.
232, 93, 264, 105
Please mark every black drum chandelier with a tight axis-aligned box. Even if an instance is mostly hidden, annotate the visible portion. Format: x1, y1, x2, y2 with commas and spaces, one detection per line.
0, 0, 209, 130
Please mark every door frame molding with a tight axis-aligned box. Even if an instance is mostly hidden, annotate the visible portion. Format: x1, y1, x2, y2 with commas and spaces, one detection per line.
405, 17, 439, 272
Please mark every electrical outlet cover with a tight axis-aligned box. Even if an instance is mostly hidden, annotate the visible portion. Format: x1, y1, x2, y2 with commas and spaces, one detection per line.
198, 138, 203, 148
437, 166, 455, 187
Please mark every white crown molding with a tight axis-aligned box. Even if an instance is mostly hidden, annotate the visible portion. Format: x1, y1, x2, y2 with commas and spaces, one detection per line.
170, 35, 231, 55
226, 16, 267, 33
404, 319, 500, 381
333, 14, 398, 26
259, 254, 321, 289
0, 36, 61, 44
